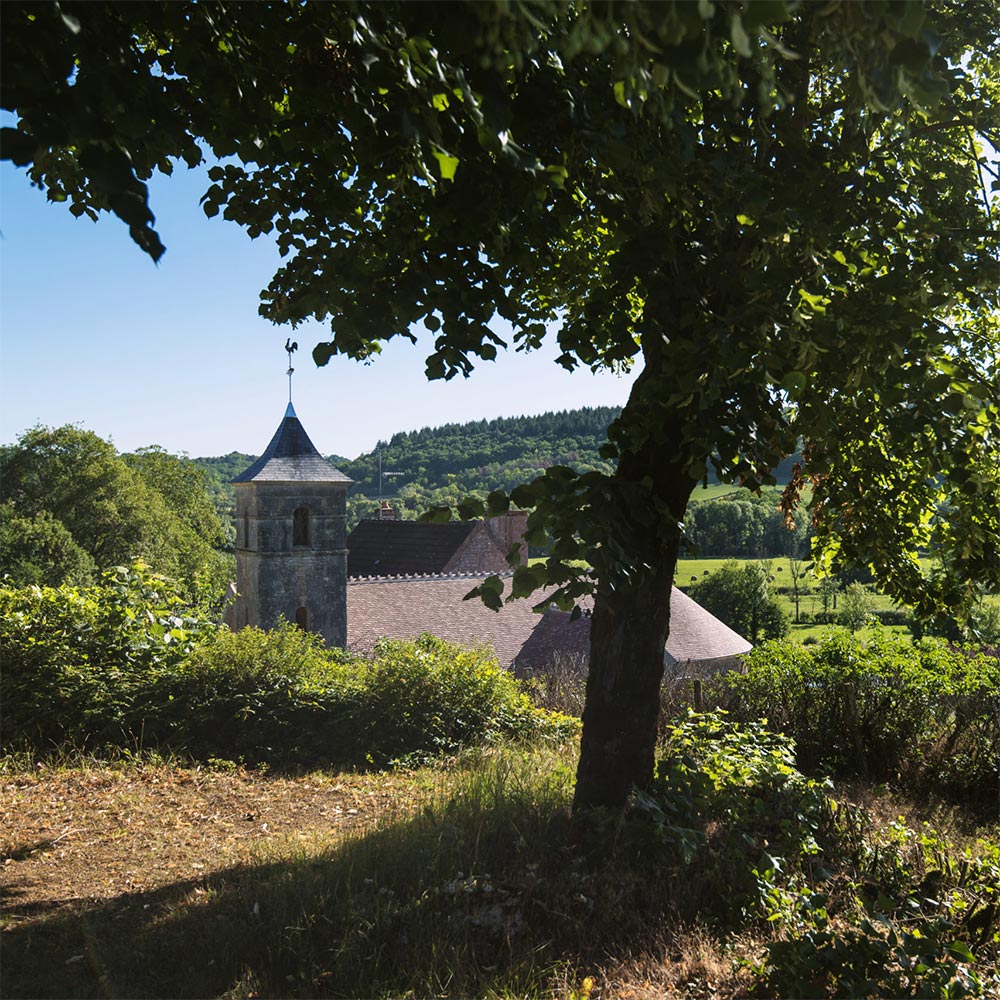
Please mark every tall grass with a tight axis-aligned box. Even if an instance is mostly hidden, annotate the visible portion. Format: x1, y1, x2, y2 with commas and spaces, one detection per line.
6, 728, 998, 998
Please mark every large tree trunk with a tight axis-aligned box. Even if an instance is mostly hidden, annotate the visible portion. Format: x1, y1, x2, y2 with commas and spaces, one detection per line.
572, 405, 698, 811
573, 555, 678, 811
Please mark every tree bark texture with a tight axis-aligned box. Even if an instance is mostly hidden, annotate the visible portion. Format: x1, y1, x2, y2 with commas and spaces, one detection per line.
572, 554, 679, 811
572, 365, 698, 811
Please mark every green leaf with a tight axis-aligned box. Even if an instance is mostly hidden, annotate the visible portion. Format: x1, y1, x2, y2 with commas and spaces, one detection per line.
432, 150, 459, 181
947, 941, 975, 963
421, 505, 453, 524
312, 342, 334, 367
457, 496, 485, 520
486, 490, 510, 515
781, 371, 807, 397
511, 564, 542, 599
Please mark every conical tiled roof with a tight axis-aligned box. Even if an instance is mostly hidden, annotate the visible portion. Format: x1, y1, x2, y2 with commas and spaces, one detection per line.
232, 403, 352, 484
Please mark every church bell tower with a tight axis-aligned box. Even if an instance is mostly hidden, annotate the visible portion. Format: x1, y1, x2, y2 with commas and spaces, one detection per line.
231, 402, 352, 646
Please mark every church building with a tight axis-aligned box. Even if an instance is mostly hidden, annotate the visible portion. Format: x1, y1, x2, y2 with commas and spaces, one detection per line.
231, 402, 752, 675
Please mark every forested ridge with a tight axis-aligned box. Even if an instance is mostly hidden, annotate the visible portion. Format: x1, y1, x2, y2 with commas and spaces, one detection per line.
191, 407, 624, 527
339, 405, 621, 504
2, 409, 803, 591
191, 407, 803, 537
195, 406, 616, 493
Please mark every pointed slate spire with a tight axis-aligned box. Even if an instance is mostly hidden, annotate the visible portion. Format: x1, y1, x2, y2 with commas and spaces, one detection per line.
232, 408, 352, 484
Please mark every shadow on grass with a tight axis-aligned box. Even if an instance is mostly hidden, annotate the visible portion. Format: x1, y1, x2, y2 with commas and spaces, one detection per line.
2, 750, 744, 1000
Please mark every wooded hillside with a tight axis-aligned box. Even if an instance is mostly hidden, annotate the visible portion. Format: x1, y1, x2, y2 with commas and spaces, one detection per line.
192, 407, 802, 537
192, 407, 623, 529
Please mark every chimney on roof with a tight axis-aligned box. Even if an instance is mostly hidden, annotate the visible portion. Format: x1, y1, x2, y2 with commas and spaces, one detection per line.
486, 510, 529, 566
378, 500, 396, 521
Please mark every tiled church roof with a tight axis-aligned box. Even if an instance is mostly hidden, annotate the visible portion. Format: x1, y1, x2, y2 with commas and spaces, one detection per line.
513, 586, 751, 673
346, 574, 751, 672
232, 404, 352, 484
347, 520, 480, 577
347, 573, 541, 667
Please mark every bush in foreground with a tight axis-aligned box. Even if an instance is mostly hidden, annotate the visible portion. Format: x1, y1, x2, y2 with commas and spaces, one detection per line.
0, 572, 576, 767
150, 628, 576, 766
0, 562, 213, 750
717, 629, 1000, 812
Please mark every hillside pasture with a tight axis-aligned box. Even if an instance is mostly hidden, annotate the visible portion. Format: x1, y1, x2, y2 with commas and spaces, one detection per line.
675, 556, 936, 640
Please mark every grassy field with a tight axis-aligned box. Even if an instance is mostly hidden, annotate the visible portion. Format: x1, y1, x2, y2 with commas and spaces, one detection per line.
685, 482, 813, 503
675, 555, 929, 640
530, 554, 979, 643
685, 482, 749, 501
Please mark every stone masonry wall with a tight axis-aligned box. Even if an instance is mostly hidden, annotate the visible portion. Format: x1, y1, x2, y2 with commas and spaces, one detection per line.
233, 481, 349, 646
443, 522, 510, 574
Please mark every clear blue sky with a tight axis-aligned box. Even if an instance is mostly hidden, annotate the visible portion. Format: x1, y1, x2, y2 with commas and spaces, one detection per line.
0, 160, 635, 459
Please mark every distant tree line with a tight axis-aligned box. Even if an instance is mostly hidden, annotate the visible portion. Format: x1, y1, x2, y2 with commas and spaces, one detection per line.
190, 407, 624, 533
1, 412, 808, 595
338, 406, 621, 499
193, 407, 808, 551
683, 492, 809, 560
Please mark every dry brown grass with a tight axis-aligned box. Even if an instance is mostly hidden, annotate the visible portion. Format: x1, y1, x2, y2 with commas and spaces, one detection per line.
2, 760, 434, 912
3, 750, 995, 1000
1, 751, 763, 999
1, 758, 448, 998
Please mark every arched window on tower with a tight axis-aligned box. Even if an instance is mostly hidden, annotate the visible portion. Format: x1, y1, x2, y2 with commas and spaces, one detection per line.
293, 506, 310, 547
295, 606, 309, 631
243, 510, 250, 548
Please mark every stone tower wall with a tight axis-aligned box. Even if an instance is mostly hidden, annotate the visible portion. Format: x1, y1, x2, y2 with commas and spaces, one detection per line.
233, 481, 349, 646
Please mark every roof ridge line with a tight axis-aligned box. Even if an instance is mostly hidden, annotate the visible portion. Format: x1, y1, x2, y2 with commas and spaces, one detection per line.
347, 571, 515, 585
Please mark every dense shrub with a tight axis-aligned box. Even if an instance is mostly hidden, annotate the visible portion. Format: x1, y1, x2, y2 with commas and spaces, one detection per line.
634, 713, 837, 923
1, 572, 576, 766
720, 630, 1000, 810
138, 623, 365, 764
758, 821, 1000, 998
687, 560, 789, 642
0, 563, 213, 750
641, 714, 1000, 995
146, 630, 576, 767
355, 634, 567, 762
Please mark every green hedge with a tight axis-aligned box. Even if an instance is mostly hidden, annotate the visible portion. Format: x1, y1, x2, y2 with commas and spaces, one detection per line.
717, 630, 999, 810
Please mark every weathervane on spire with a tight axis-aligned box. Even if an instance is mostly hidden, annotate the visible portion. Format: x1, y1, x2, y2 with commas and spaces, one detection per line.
284, 338, 298, 405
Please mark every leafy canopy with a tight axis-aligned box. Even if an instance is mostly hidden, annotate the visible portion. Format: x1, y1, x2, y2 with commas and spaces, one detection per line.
0, 425, 229, 597
3, 0, 997, 622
